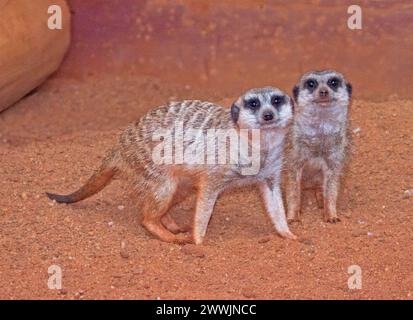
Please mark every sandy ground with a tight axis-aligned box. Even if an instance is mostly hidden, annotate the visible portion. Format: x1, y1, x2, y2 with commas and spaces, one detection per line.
0, 74, 411, 300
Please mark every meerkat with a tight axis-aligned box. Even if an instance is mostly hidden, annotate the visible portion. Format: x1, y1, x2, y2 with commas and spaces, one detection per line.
47, 87, 296, 244
287, 70, 352, 223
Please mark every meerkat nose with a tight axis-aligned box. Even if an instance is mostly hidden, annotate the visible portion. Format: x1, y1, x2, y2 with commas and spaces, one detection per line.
263, 111, 274, 121
319, 88, 329, 97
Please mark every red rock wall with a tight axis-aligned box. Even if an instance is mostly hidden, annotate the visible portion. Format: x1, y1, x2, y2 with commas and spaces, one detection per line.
62, 0, 413, 100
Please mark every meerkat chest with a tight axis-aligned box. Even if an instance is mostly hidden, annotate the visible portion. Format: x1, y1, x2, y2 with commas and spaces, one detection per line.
303, 117, 343, 136
250, 129, 285, 178
261, 129, 284, 162
225, 129, 285, 185
297, 112, 346, 148
294, 116, 346, 161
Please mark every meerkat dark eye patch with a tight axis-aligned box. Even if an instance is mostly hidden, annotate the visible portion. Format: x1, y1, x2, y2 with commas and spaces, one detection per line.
271, 95, 285, 108
304, 79, 318, 92
327, 77, 342, 91
245, 98, 261, 111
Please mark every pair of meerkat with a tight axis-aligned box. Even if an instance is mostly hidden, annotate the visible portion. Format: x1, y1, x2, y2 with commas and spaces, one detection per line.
47, 87, 296, 244
47, 69, 352, 244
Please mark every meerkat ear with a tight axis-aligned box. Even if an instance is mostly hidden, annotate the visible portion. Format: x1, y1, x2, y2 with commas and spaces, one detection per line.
289, 96, 295, 113
292, 85, 299, 102
346, 82, 353, 97
230, 103, 240, 123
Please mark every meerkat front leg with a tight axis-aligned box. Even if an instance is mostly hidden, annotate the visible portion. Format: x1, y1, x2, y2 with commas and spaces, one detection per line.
287, 166, 303, 222
261, 181, 297, 239
193, 183, 219, 245
323, 169, 341, 223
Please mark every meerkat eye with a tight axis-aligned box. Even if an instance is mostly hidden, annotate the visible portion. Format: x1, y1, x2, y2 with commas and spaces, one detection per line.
305, 79, 318, 90
247, 98, 260, 110
328, 77, 341, 89
271, 95, 285, 107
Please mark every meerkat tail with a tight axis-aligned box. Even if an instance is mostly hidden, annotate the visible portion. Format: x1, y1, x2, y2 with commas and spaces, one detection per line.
46, 168, 116, 203
46, 148, 120, 204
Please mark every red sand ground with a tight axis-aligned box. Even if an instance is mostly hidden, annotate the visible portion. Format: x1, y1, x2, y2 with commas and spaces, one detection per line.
0, 0, 412, 299
0, 74, 411, 299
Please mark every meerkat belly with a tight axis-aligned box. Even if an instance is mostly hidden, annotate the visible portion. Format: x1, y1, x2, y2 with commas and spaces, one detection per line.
220, 158, 280, 191
299, 132, 338, 188
302, 158, 324, 189
300, 128, 343, 157
300, 132, 344, 188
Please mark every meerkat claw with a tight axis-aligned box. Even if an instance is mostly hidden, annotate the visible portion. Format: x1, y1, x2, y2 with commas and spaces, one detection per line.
287, 217, 301, 224
178, 224, 192, 233
173, 234, 194, 245
326, 217, 341, 223
278, 230, 298, 240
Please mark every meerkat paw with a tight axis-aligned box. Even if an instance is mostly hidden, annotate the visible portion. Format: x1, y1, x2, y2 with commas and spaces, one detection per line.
178, 222, 192, 233
173, 234, 194, 245
287, 210, 301, 224
161, 214, 190, 234
325, 216, 341, 223
164, 223, 183, 235
287, 217, 302, 224
278, 229, 298, 240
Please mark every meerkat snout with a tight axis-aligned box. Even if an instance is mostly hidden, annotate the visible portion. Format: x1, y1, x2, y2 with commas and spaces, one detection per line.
319, 87, 329, 98
263, 110, 274, 122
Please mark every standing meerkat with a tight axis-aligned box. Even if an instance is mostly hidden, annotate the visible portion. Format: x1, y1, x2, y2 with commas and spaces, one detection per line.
287, 70, 352, 223
47, 87, 296, 244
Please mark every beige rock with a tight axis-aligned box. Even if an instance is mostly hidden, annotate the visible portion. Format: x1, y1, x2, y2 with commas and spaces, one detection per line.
0, 0, 71, 112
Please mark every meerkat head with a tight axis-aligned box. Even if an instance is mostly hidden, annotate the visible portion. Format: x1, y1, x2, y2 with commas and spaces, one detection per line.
230, 87, 293, 130
292, 70, 352, 108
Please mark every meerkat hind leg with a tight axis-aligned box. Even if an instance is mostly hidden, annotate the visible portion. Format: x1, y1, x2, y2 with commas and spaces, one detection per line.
161, 213, 190, 234
143, 216, 191, 243
141, 181, 192, 244
160, 181, 195, 234
323, 172, 341, 223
